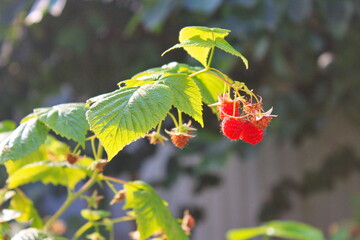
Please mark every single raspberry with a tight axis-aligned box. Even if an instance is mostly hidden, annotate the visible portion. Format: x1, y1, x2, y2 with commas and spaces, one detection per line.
209, 94, 240, 120
145, 131, 168, 145
166, 121, 196, 149
240, 121, 264, 145
66, 154, 78, 164
252, 116, 272, 130
221, 117, 245, 140
182, 210, 196, 235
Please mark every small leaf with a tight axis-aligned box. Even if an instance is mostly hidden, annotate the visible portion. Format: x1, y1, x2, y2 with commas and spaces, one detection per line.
34, 103, 89, 146
7, 161, 89, 190
0, 118, 49, 164
123, 181, 189, 240
159, 74, 203, 126
87, 85, 173, 160
81, 209, 111, 221
10, 189, 43, 228
12, 228, 48, 240
215, 37, 248, 69
162, 36, 215, 57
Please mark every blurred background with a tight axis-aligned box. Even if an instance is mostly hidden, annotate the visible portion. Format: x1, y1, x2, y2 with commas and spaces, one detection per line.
1, 0, 360, 239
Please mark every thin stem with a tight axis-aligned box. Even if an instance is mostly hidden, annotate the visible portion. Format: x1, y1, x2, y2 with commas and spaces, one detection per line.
111, 216, 135, 224
156, 121, 163, 134
104, 179, 118, 195
96, 143, 104, 160
103, 175, 141, 190
209, 68, 232, 85
189, 68, 209, 78
45, 170, 99, 232
73, 221, 94, 240
177, 109, 183, 125
72, 143, 81, 155
167, 112, 179, 128
206, 46, 215, 68
91, 138, 97, 159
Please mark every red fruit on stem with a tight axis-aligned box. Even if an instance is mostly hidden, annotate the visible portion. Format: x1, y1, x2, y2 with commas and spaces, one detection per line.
219, 100, 240, 120
252, 116, 272, 130
221, 117, 245, 140
240, 121, 264, 145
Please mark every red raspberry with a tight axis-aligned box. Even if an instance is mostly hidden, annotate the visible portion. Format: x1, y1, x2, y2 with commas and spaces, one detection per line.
66, 154, 78, 164
166, 121, 196, 149
240, 121, 264, 145
219, 100, 240, 120
252, 116, 272, 130
221, 117, 245, 140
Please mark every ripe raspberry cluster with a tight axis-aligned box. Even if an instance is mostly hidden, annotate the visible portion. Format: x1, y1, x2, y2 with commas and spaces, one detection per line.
213, 93, 276, 145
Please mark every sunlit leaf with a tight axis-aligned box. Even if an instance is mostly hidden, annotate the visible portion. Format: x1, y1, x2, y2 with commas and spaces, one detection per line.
0, 120, 16, 133
81, 209, 111, 221
12, 228, 48, 240
7, 161, 89, 189
159, 74, 203, 126
227, 220, 324, 240
0, 118, 48, 164
87, 85, 173, 160
0, 209, 22, 223
34, 103, 89, 147
215, 37, 248, 69
10, 189, 43, 228
123, 181, 188, 240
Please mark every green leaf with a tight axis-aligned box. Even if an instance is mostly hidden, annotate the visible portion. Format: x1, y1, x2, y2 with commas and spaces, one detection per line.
0, 120, 16, 133
10, 189, 43, 228
264, 221, 325, 240
227, 226, 266, 240
87, 85, 173, 160
159, 74, 203, 126
11, 228, 48, 240
162, 37, 215, 57
4, 136, 69, 175
7, 161, 89, 190
168, 26, 230, 67
34, 103, 89, 147
226, 220, 325, 240
0, 118, 49, 164
81, 209, 111, 221
123, 181, 189, 240
215, 37, 248, 69
192, 71, 229, 105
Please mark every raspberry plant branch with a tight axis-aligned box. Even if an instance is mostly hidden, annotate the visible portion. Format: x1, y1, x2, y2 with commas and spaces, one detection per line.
44, 169, 99, 232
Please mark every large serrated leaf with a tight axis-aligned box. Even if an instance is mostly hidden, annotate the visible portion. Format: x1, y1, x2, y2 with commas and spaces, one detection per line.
159, 74, 203, 127
123, 181, 189, 240
0, 118, 49, 164
34, 103, 89, 146
215, 37, 249, 69
7, 161, 89, 189
192, 71, 230, 105
87, 85, 173, 160
162, 36, 216, 58
10, 189, 43, 228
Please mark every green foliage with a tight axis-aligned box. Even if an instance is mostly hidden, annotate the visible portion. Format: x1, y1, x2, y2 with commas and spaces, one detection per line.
9, 189, 43, 228
0, 209, 21, 223
81, 209, 111, 221
0, 118, 49, 164
123, 181, 189, 240
0, 120, 16, 133
163, 26, 248, 69
227, 220, 325, 240
11, 228, 58, 240
34, 103, 89, 147
158, 74, 203, 126
87, 85, 173, 160
7, 160, 90, 189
